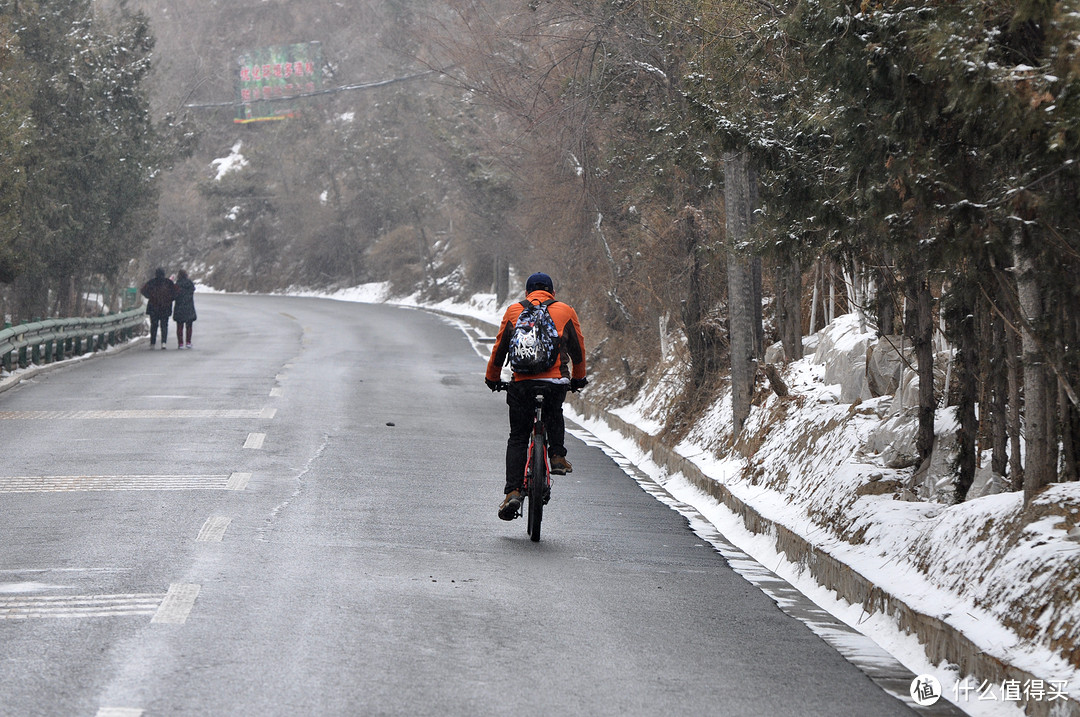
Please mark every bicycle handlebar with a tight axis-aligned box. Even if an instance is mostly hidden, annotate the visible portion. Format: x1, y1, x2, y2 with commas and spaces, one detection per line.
490, 380, 584, 394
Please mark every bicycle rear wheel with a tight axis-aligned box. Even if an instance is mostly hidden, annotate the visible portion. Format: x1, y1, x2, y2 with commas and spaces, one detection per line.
526, 445, 545, 542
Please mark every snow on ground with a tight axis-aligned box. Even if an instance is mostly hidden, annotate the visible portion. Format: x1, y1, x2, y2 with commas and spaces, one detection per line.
209, 142, 248, 181
187, 282, 1080, 715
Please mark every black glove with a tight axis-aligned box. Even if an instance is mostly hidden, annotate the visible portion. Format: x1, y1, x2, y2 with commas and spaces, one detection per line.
569, 377, 588, 392
486, 379, 503, 392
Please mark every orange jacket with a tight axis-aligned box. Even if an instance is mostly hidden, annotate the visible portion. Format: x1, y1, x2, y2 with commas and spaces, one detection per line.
486, 290, 587, 382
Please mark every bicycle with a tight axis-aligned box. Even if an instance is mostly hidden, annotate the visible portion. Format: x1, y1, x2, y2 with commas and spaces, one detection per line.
494, 381, 553, 542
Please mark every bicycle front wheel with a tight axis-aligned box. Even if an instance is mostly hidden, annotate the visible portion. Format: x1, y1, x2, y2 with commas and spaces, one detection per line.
526, 447, 545, 542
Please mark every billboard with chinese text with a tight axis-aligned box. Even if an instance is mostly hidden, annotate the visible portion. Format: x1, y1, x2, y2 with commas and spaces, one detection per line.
235, 42, 323, 123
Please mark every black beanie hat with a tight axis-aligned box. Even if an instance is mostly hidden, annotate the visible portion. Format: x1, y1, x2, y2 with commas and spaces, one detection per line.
526, 272, 554, 294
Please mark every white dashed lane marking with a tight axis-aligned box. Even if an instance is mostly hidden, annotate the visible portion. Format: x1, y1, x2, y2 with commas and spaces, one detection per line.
226, 472, 251, 490
196, 516, 232, 542
243, 433, 266, 449
96, 708, 144, 717
151, 583, 200, 624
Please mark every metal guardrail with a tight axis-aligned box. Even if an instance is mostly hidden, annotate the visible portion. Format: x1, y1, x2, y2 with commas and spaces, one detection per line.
0, 307, 145, 373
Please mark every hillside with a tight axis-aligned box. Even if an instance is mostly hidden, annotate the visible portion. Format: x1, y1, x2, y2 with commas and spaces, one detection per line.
111, 0, 498, 297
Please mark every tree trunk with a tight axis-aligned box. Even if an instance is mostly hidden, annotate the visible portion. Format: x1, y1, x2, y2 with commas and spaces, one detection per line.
1063, 385, 1079, 482
1045, 368, 1059, 487
725, 151, 756, 438
955, 290, 978, 502
680, 208, 723, 386
828, 261, 836, 325
905, 268, 936, 469
1007, 319, 1024, 490
777, 256, 803, 362
875, 254, 896, 336
990, 310, 1009, 478
752, 256, 764, 359
1014, 227, 1051, 502
748, 170, 764, 361
1063, 305, 1080, 482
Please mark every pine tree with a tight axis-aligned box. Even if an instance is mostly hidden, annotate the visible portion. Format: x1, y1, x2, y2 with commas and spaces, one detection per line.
3, 0, 160, 317
0, 13, 32, 284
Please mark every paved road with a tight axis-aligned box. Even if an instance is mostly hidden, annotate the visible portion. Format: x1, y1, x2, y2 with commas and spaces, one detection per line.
0, 293, 938, 716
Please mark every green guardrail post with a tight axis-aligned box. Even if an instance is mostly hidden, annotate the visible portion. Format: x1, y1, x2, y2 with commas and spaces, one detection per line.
18, 345, 27, 369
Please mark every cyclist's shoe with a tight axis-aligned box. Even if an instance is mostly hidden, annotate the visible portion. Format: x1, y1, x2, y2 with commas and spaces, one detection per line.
498, 491, 522, 521
549, 455, 572, 475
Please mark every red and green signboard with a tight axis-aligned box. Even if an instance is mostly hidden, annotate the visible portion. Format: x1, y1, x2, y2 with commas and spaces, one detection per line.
235, 42, 323, 123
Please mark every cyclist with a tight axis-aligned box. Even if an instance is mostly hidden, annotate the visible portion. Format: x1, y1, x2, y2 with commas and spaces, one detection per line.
485, 272, 587, 520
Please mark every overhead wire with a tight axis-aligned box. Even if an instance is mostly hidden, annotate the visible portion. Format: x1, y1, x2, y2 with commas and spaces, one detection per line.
181, 68, 443, 109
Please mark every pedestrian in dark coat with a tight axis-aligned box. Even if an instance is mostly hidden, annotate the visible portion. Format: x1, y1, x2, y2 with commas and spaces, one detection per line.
172, 269, 197, 350
140, 267, 176, 349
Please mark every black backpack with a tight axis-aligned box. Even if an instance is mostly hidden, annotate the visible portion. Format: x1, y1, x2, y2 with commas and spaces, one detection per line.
507, 299, 561, 375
